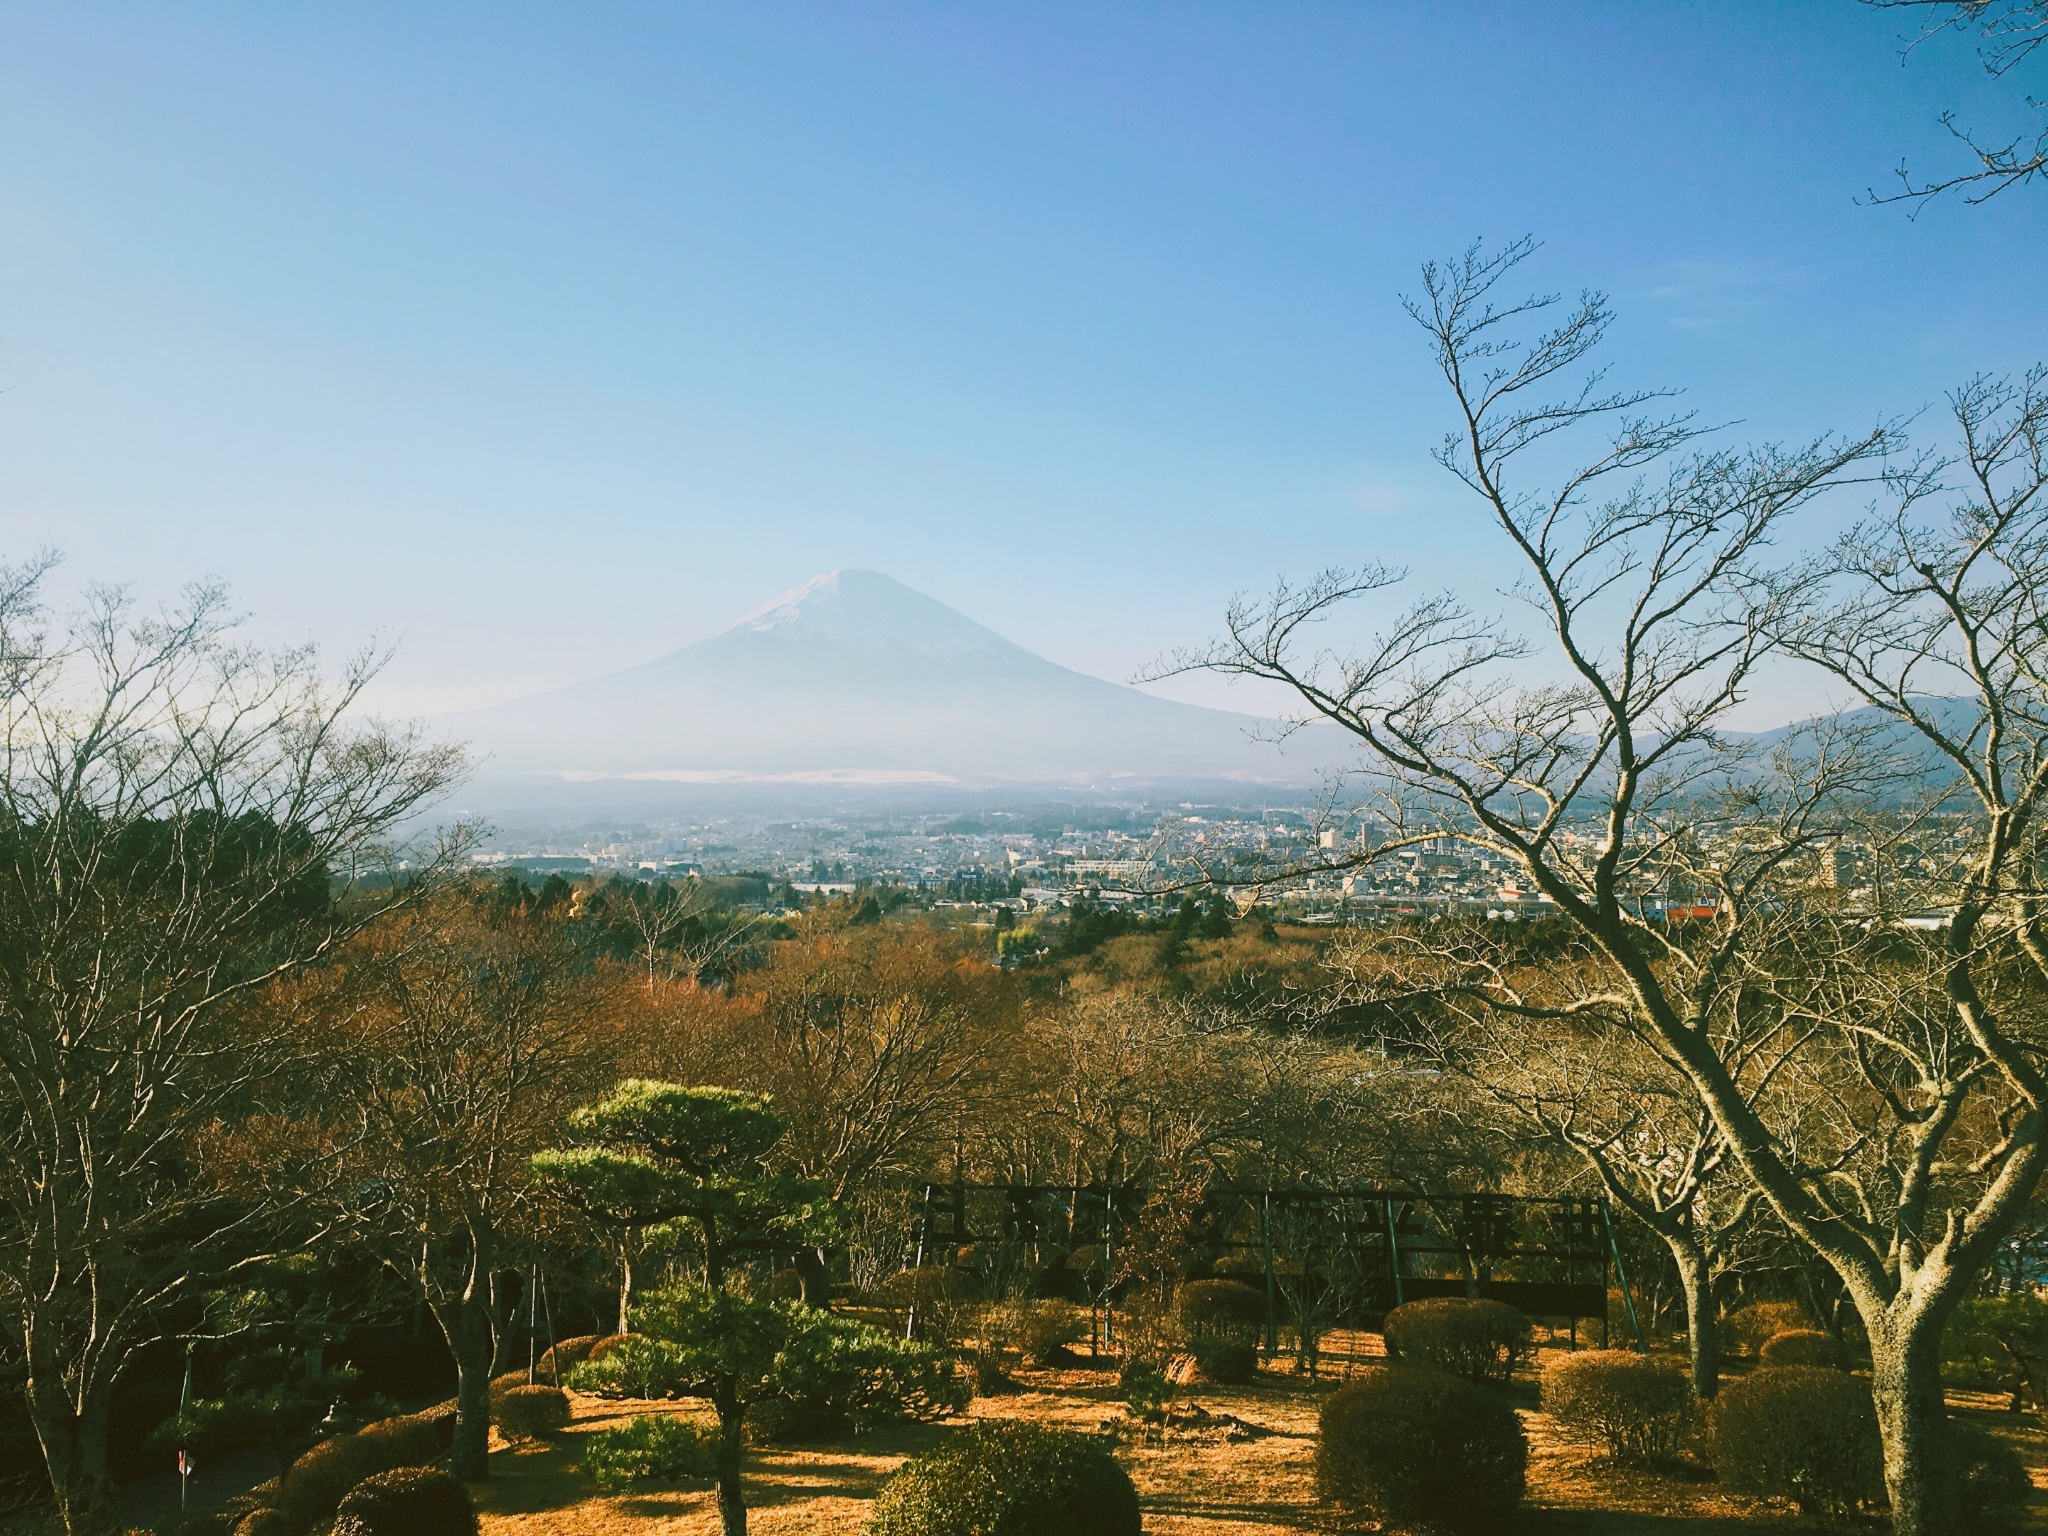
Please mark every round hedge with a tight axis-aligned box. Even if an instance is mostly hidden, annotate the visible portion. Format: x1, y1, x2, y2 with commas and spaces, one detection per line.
355, 1412, 443, 1467
867, 1422, 1139, 1536
278, 1433, 393, 1529
330, 1466, 478, 1536
1542, 1350, 1693, 1464
1316, 1364, 1528, 1533
536, 1334, 602, 1380
1758, 1329, 1844, 1370
231, 1511, 292, 1536
1382, 1297, 1533, 1385
1189, 1336, 1259, 1385
1708, 1366, 1882, 1519
416, 1400, 459, 1451
1175, 1279, 1265, 1339
1725, 1300, 1811, 1357
495, 1384, 572, 1441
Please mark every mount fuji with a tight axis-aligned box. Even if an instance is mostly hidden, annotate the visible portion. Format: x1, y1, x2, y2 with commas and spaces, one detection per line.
446, 571, 1329, 805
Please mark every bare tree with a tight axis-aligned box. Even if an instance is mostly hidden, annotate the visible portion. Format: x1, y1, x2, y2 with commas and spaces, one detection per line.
1865, 0, 2048, 207
0, 565, 464, 1536
590, 873, 762, 993
1160, 237, 2048, 1533
252, 888, 615, 1481
1333, 923, 1759, 1396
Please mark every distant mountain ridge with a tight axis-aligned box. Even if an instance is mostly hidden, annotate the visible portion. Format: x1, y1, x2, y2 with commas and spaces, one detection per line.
448, 570, 1334, 804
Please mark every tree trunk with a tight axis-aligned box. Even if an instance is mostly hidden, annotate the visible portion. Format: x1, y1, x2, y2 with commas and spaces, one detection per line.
1869, 1313, 1948, 1536
792, 1248, 832, 1308
445, 1297, 497, 1482
1669, 1238, 1720, 1399
27, 1373, 119, 1536
618, 1237, 635, 1335
490, 1268, 523, 1376
712, 1382, 747, 1536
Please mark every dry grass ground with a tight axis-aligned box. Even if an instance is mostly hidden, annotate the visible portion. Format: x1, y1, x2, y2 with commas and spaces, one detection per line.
467, 1345, 2048, 1536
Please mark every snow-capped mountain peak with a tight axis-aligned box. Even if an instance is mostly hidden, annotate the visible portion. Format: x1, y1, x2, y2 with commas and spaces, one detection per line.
712, 570, 1022, 658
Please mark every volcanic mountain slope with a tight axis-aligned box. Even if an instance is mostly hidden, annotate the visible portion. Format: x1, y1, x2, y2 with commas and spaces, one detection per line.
447, 570, 1326, 800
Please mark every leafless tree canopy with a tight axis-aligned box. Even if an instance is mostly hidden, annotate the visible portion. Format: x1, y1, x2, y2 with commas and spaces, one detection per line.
0, 561, 465, 1535
1866, 0, 2048, 207
1172, 238, 2048, 1534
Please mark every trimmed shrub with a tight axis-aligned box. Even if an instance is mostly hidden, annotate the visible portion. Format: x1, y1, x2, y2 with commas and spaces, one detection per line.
1316, 1364, 1528, 1532
1726, 1299, 1811, 1357
355, 1412, 442, 1466
330, 1466, 478, 1536
1190, 1336, 1259, 1385
580, 1413, 718, 1491
584, 1333, 632, 1362
1014, 1300, 1087, 1366
1382, 1297, 1533, 1385
277, 1433, 394, 1530
1759, 1329, 1844, 1370
1175, 1279, 1266, 1339
488, 1369, 528, 1404
231, 1512, 291, 1536
1947, 1422, 2032, 1535
416, 1400, 459, 1451
1542, 1350, 1693, 1464
495, 1384, 572, 1441
867, 1421, 1140, 1536
1708, 1366, 1882, 1519
535, 1334, 602, 1380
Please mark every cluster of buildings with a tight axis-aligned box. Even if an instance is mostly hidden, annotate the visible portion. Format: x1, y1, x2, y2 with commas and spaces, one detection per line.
468, 803, 1985, 928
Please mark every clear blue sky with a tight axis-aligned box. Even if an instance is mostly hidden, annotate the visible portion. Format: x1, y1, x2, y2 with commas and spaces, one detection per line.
1, 1, 2042, 723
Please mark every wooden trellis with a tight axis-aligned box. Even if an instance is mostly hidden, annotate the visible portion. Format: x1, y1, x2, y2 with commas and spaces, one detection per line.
899, 1181, 1644, 1351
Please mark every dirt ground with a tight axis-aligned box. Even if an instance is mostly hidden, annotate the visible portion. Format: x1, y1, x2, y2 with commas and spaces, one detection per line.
466, 1340, 2048, 1536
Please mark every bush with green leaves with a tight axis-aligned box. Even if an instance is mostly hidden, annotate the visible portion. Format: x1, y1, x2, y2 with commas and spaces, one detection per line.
1542, 1350, 1692, 1463
231, 1510, 292, 1536
536, 1334, 603, 1381
867, 1422, 1140, 1536
330, 1466, 478, 1536
771, 1303, 967, 1433
1316, 1364, 1527, 1532
1758, 1329, 1844, 1370
1708, 1366, 1883, 1519
495, 1384, 572, 1441
580, 1412, 719, 1491
1119, 1365, 1173, 1420
1381, 1297, 1532, 1385
568, 1335, 694, 1400
1944, 1294, 2048, 1407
